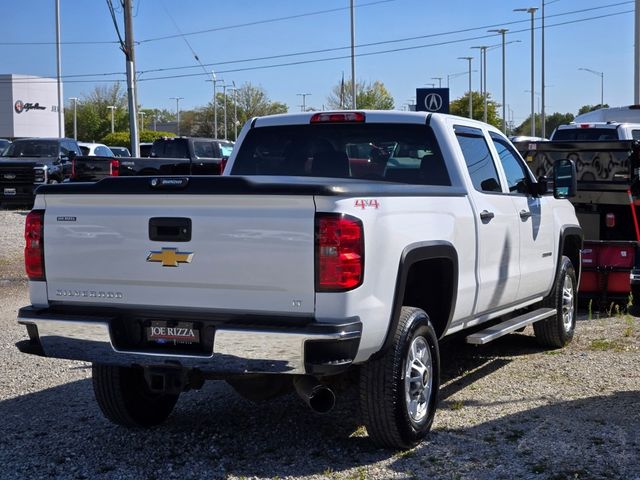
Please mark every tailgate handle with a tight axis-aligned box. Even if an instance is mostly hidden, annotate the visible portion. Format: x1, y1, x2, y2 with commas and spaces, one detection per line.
149, 217, 191, 242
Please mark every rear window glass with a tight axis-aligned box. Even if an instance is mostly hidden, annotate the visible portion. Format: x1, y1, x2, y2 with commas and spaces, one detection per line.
3, 140, 59, 157
230, 123, 450, 185
552, 128, 619, 141
152, 139, 189, 158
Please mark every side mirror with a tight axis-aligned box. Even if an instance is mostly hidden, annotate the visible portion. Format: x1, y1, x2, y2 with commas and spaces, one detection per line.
553, 159, 577, 199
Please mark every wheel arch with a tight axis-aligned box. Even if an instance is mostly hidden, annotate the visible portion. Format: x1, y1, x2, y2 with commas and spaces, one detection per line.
376, 241, 458, 358
557, 225, 583, 288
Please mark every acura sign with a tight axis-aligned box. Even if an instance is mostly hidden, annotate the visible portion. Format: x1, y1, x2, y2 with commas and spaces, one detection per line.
416, 88, 450, 114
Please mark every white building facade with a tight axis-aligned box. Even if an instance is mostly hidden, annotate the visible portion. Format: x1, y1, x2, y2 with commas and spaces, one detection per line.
0, 74, 63, 139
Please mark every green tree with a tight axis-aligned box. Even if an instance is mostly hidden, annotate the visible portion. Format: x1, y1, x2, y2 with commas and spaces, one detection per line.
449, 91, 501, 129
65, 84, 128, 141
578, 104, 609, 116
100, 130, 175, 147
514, 112, 575, 138
192, 83, 288, 140
326, 79, 394, 110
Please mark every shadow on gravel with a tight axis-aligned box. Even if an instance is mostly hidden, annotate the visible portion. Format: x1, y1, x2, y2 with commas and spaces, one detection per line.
1, 374, 638, 479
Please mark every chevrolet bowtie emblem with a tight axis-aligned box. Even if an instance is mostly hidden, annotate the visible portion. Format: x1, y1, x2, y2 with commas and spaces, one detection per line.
147, 248, 194, 267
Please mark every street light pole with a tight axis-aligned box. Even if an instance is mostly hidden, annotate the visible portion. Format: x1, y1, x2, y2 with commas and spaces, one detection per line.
139, 111, 145, 131
70, 98, 78, 140
170, 97, 183, 136
471, 46, 488, 123
458, 57, 473, 118
232, 82, 238, 140
55, 0, 63, 137
222, 84, 228, 140
297, 93, 312, 112
578, 68, 604, 107
107, 105, 115, 133
515, 7, 538, 137
489, 28, 509, 134
350, 0, 357, 109
431, 77, 443, 88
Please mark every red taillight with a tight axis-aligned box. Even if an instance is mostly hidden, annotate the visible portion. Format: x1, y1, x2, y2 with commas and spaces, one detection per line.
25, 210, 45, 281
310, 112, 365, 124
71, 159, 76, 178
579, 123, 592, 128
606, 212, 616, 228
109, 159, 120, 176
220, 157, 228, 174
316, 213, 364, 291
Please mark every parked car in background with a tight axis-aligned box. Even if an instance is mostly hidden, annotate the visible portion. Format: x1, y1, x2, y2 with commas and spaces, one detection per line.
0, 137, 81, 205
78, 142, 115, 157
71, 136, 234, 181
550, 122, 640, 141
0, 139, 11, 154
108, 146, 131, 157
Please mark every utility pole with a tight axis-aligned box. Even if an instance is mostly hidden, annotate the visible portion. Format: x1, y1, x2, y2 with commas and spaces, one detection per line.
297, 93, 312, 112
170, 97, 183, 136
69, 98, 78, 140
458, 56, 473, 118
636, 0, 640, 103
107, 105, 116, 133
350, 0, 357, 109
489, 28, 509, 134
123, 0, 140, 157
55, 0, 63, 137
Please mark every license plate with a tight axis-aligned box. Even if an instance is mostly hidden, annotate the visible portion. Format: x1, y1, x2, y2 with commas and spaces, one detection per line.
146, 321, 200, 345
3, 188, 16, 196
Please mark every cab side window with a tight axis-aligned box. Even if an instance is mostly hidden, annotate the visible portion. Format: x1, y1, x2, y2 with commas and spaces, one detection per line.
490, 133, 531, 195
454, 125, 502, 193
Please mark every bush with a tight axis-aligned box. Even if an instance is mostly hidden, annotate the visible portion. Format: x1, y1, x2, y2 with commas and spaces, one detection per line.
101, 130, 175, 147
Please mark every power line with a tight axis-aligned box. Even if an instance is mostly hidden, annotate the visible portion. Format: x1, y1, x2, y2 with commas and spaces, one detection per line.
137, 0, 397, 44
0, 0, 396, 46
1, 6, 632, 85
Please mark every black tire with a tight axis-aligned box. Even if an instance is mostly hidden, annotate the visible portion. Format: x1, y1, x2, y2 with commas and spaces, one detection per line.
534, 256, 577, 348
359, 307, 440, 449
92, 364, 179, 427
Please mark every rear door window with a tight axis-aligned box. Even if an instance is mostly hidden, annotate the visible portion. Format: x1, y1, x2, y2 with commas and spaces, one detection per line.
193, 141, 215, 158
454, 125, 502, 193
489, 133, 532, 194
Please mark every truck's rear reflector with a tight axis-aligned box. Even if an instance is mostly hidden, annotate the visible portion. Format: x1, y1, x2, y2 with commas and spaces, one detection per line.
109, 159, 120, 176
25, 210, 45, 281
310, 112, 365, 124
315, 213, 364, 291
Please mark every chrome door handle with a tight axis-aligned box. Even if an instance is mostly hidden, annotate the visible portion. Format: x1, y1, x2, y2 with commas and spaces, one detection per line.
480, 210, 495, 221
519, 210, 532, 220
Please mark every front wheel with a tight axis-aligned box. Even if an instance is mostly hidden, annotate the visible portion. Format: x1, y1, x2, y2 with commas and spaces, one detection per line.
534, 256, 577, 348
359, 307, 440, 449
92, 364, 179, 427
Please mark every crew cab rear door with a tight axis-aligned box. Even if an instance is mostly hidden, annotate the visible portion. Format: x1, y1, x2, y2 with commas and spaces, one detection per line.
453, 124, 521, 313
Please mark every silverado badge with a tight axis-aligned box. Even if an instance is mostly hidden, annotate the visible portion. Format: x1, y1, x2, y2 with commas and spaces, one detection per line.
147, 248, 193, 267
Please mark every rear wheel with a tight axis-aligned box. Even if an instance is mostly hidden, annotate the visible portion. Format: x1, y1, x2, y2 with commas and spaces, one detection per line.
534, 256, 577, 348
360, 307, 440, 449
92, 364, 179, 427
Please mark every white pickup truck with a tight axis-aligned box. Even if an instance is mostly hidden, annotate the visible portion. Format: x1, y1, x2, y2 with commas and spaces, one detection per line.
17, 111, 582, 449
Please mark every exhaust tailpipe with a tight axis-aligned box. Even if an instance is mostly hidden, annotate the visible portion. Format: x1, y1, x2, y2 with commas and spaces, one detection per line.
294, 376, 335, 414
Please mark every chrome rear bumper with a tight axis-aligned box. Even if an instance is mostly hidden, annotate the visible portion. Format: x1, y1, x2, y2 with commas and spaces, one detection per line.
17, 306, 361, 376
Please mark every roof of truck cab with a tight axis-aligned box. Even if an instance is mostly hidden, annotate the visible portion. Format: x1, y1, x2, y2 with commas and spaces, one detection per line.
251, 110, 500, 131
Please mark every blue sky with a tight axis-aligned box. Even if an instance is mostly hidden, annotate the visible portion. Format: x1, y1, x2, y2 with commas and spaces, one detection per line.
2, 0, 636, 127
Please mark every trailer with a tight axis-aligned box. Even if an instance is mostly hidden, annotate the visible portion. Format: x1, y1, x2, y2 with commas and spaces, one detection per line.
514, 139, 640, 313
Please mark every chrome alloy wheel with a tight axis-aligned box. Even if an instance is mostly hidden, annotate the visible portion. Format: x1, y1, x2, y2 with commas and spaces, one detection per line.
404, 336, 433, 424
562, 274, 575, 332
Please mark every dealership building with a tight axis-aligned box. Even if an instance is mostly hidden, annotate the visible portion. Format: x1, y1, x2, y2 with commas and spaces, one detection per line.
0, 74, 63, 139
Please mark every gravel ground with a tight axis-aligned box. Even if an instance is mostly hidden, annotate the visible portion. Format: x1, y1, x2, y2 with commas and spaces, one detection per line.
1, 208, 639, 480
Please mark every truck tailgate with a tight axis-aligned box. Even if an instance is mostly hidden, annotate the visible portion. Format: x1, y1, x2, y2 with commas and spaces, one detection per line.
43, 194, 316, 315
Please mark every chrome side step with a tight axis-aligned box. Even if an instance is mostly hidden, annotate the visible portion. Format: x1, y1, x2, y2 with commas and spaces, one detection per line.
465, 307, 556, 345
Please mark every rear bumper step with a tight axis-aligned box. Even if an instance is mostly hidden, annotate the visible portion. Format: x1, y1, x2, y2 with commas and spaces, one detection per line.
465, 307, 556, 345
17, 306, 361, 376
